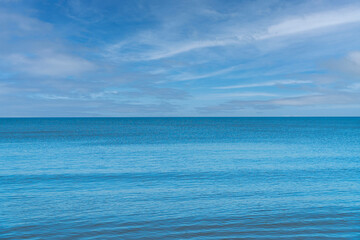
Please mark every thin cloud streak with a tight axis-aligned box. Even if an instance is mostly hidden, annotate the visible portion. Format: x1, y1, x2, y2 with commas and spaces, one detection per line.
196, 92, 278, 101
105, 6, 360, 62
2, 1, 360, 116
258, 7, 360, 39
104, 38, 239, 62
214, 80, 312, 90
172, 65, 241, 82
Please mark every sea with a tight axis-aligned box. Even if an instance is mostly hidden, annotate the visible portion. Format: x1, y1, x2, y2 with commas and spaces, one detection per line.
0, 117, 359, 239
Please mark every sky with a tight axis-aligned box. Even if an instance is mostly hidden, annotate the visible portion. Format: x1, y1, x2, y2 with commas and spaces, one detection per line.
1, 0, 360, 117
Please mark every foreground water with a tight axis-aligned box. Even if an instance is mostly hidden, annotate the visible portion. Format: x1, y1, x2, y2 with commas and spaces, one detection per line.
0, 117, 359, 239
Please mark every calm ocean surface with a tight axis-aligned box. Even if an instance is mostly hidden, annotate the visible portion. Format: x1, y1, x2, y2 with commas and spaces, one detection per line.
1, 117, 360, 239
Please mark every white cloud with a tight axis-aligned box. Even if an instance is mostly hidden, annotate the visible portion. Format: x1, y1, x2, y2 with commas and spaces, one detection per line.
0, 11, 52, 33
348, 51, 360, 65
198, 92, 277, 100
345, 83, 360, 92
105, 6, 360, 62
214, 92, 277, 97
214, 80, 312, 89
327, 51, 360, 77
0, 9, 96, 78
105, 38, 238, 62
7, 53, 96, 77
0, 83, 15, 95
258, 7, 360, 39
34, 94, 74, 100
172, 65, 240, 82
144, 39, 238, 61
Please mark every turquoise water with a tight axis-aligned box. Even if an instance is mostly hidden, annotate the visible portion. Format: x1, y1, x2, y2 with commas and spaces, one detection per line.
1, 117, 360, 239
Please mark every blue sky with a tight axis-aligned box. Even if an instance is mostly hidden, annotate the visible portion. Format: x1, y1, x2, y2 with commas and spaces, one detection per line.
1, 0, 360, 116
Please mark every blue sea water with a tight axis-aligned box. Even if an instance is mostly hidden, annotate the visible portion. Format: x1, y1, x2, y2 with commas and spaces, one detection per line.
0, 117, 360, 239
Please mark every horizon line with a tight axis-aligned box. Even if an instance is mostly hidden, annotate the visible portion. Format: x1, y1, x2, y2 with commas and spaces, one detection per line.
1, 116, 360, 118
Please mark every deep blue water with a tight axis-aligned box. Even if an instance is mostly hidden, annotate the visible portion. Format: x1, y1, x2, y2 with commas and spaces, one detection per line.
1, 117, 360, 239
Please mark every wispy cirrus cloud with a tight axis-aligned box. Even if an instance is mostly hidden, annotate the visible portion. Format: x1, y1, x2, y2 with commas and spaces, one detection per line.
214, 80, 312, 89
2, 0, 360, 116
172, 65, 241, 82
104, 5, 360, 62
200, 49, 360, 114
104, 38, 239, 62
258, 7, 360, 39
196, 92, 277, 101
0, 9, 97, 78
